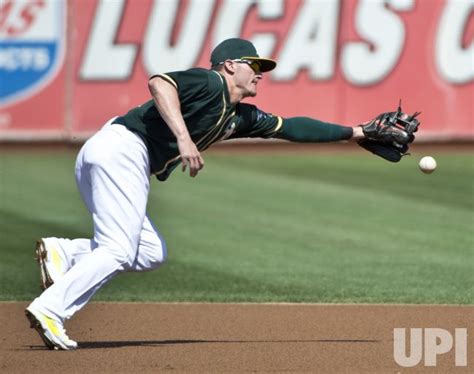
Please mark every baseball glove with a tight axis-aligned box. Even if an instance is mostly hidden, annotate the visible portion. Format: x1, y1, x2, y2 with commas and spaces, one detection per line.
358, 101, 421, 162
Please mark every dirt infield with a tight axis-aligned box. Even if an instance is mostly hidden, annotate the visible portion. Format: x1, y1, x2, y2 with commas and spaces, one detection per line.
1, 303, 472, 373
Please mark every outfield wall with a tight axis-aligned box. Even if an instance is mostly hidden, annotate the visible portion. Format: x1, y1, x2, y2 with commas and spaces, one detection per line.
0, 0, 472, 142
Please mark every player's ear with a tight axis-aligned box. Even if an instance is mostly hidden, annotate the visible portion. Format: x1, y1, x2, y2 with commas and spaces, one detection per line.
223, 60, 236, 74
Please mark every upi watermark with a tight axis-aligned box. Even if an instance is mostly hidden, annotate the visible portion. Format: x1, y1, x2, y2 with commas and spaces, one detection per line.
393, 328, 468, 367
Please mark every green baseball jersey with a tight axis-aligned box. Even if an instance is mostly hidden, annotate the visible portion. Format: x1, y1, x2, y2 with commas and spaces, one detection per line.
119, 68, 282, 181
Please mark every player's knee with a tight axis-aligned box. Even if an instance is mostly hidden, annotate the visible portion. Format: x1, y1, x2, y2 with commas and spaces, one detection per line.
99, 239, 137, 267
115, 248, 135, 268
119, 230, 167, 272
147, 237, 167, 270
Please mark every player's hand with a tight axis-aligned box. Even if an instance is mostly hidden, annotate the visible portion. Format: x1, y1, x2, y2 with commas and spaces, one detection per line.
177, 136, 204, 177
357, 101, 421, 162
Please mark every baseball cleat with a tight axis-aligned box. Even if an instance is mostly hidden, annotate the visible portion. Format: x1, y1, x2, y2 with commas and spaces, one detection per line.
25, 306, 78, 350
35, 238, 66, 290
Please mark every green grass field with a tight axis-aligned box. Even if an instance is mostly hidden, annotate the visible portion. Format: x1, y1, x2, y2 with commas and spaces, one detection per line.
0, 148, 472, 304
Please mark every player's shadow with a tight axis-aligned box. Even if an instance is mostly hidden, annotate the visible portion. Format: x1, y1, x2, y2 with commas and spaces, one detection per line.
76, 338, 379, 349
26, 338, 379, 350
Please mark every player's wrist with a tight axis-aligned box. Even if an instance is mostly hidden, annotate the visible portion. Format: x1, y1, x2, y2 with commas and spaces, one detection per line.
174, 126, 192, 142
351, 126, 365, 140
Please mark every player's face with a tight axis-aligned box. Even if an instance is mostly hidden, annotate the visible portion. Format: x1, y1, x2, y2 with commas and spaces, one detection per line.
233, 59, 263, 97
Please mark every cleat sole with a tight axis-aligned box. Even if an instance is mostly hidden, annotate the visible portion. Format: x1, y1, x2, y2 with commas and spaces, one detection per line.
25, 310, 55, 350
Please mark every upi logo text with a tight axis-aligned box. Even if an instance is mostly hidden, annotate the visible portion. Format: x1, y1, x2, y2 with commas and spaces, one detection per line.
393, 328, 467, 367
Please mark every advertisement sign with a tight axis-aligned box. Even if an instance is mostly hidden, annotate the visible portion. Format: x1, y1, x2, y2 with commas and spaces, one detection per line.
0, 0, 66, 138
1, 0, 472, 140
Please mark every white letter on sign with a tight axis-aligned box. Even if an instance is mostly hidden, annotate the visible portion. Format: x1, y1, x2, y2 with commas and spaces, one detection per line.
274, 0, 340, 80
80, 0, 137, 80
435, 0, 474, 84
393, 328, 423, 367
143, 0, 214, 73
341, 0, 414, 85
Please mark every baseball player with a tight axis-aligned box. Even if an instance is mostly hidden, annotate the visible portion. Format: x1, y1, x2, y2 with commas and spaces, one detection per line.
25, 38, 419, 350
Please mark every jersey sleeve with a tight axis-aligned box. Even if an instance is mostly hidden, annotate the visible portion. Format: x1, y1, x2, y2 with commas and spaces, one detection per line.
231, 103, 283, 139
275, 117, 353, 142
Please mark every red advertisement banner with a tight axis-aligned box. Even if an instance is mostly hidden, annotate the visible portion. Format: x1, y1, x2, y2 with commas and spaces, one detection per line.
1, 0, 472, 141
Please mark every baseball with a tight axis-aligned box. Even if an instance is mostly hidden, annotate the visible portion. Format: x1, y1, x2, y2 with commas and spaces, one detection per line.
419, 156, 437, 174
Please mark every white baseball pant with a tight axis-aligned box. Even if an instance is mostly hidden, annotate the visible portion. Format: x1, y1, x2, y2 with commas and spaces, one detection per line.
29, 118, 167, 322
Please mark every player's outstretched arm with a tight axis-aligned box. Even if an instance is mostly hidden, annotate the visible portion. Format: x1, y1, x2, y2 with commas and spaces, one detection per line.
275, 117, 364, 143
148, 77, 204, 177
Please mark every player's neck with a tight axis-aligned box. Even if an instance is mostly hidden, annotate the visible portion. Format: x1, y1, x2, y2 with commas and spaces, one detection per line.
222, 73, 245, 104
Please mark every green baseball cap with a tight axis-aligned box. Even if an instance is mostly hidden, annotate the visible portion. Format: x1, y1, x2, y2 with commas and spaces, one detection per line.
210, 38, 277, 72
